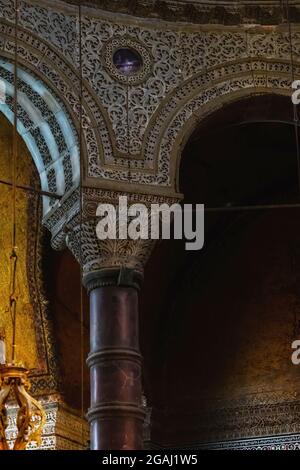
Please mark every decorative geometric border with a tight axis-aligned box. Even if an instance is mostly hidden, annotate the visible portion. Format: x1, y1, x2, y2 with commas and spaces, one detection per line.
149, 397, 300, 449
101, 36, 153, 85
196, 434, 300, 450
151, 434, 300, 451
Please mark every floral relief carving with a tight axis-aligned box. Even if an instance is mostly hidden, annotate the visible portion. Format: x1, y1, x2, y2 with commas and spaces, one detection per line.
0, 0, 300, 191
81, 16, 181, 157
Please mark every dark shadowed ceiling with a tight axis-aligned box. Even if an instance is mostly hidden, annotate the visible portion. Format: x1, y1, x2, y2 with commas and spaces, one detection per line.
64, 0, 300, 25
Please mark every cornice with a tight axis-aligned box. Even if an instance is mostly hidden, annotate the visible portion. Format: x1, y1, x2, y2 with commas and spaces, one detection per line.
22, 0, 300, 32
62, 0, 300, 26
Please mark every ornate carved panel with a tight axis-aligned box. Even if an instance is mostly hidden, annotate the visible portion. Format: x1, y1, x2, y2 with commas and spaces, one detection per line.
1, 0, 300, 197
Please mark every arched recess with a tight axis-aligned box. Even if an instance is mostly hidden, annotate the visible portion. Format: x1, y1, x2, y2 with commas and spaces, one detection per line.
141, 93, 300, 448
142, 59, 296, 191
180, 93, 297, 204
0, 57, 79, 215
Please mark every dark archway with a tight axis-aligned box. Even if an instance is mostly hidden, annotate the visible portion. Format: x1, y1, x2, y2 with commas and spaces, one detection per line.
140, 94, 300, 447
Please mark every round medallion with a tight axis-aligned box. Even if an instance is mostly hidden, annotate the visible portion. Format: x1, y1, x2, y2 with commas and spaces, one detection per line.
102, 37, 152, 85
113, 48, 143, 76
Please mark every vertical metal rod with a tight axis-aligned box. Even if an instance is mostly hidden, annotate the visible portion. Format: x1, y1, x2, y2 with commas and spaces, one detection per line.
11, 0, 19, 364
78, 2, 85, 446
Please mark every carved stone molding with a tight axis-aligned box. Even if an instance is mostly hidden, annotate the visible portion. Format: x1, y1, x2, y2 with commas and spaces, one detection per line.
2, 1, 300, 195
152, 433, 300, 450
197, 434, 300, 450
82, 186, 181, 216
151, 392, 300, 448
63, 187, 180, 277
64, 1, 300, 27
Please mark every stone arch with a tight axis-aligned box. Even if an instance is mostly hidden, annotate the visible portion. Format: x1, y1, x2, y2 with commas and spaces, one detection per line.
171, 87, 290, 194
142, 58, 295, 192
0, 19, 118, 221
0, 57, 79, 215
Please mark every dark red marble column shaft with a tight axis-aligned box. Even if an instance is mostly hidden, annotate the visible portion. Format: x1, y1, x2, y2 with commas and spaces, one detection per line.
85, 269, 144, 450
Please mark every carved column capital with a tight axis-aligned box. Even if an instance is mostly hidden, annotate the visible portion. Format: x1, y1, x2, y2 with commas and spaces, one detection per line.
65, 216, 154, 282
64, 188, 178, 282
46, 188, 181, 286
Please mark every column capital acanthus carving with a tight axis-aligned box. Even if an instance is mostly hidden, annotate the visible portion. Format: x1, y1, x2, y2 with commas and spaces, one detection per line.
44, 187, 181, 284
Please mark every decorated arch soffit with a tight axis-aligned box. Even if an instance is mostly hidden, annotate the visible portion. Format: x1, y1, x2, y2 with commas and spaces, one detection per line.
0, 1, 300, 221
0, 57, 79, 212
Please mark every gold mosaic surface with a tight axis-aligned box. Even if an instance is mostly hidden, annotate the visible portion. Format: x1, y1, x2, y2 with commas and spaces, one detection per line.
0, 114, 39, 369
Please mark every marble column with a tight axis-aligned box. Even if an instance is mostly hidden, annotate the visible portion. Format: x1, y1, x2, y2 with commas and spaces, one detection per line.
65, 215, 155, 449
45, 186, 179, 450
83, 268, 145, 450
61, 189, 177, 450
